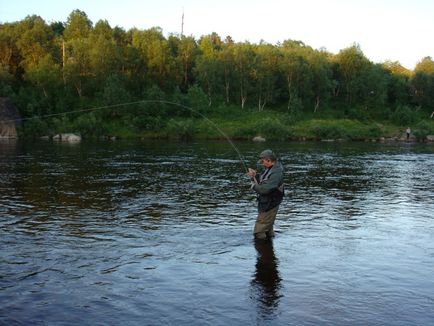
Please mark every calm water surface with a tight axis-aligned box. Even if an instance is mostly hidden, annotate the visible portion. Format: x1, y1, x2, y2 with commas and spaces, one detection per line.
1, 140, 433, 325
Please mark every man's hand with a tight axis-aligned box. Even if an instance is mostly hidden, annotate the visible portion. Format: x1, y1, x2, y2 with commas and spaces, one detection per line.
247, 168, 256, 177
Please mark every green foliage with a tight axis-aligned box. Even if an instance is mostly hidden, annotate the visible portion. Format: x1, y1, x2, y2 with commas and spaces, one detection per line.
15, 15, 54, 68
2, 10, 434, 140
139, 85, 169, 116
166, 119, 197, 140
254, 117, 289, 139
390, 105, 417, 125
235, 117, 290, 140
288, 95, 303, 119
410, 71, 434, 110
132, 115, 165, 131
370, 105, 392, 121
73, 112, 105, 137
21, 117, 48, 137
302, 119, 384, 140
346, 106, 369, 121
364, 124, 384, 138
413, 120, 434, 138
414, 56, 434, 74
24, 54, 62, 97
311, 123, 349, 140
170, 87, 189, 116
102, 74, 131, 105
186, 84, 209, 114
64, 9, 92, 40
0, 64, 14, 96
213, 104, 244, 118
51, 116, 72, 133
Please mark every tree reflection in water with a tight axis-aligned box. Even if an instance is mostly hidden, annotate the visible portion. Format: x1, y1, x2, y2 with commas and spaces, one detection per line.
250, 239, 282, 320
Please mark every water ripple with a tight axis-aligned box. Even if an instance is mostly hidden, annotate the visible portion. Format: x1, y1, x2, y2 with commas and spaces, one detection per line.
1, 140, 433, 325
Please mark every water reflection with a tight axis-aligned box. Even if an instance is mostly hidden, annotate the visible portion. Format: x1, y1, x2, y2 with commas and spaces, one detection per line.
1, 140, 434, 325
250, 239, 282, 320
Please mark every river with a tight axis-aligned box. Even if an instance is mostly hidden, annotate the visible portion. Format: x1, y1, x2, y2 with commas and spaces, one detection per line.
1, 139, 433, 325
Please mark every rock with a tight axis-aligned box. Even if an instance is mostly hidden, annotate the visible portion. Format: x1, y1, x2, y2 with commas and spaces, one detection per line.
253, 136, 266, 142
64, 133, 81, 142
0, 98, 21, 139
321, 139, 335, 142
53, 133, 81, 142
426, 135, 434, 142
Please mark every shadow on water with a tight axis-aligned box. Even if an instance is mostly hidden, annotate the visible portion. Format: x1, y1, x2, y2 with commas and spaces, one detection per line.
250, 239, 282, 320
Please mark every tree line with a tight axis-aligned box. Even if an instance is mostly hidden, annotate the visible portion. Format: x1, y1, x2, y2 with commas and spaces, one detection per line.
1, 9, 433, 136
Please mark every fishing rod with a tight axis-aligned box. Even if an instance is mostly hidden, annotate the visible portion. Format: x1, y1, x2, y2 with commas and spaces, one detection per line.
158, 100, 251, 174
2, 99, 251, 174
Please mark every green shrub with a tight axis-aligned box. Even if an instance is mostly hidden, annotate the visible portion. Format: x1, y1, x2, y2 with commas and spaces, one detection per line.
132, 115, 165, 131
236, 117, 290, 140
311, 123, 348, 139
21, 117, 48, 137
390, 105, 417, 125
51, 116, 71, 134
413, 120, 434, 138
187, 84, 209, 114
166, 119, 197, 140
371, 106, 392, 121
288, 95, 303, 120
346, 106, 369, 121
364, 124, 383, 138
213, 104, 245, 119
255, 117, 289, 138
73, 113, 106, 137
142, 85, 169, 116
279, 113, 299, 126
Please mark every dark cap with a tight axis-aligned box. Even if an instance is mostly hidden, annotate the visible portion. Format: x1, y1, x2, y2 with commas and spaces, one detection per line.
259, 149, 276, 161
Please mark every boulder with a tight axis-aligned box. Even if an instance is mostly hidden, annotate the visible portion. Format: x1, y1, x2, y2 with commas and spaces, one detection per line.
64, 133, 81, 142
426, 135, 434, 142
53, 133, 82, 142
0, 98, 21, 138
253, 135, 266, 142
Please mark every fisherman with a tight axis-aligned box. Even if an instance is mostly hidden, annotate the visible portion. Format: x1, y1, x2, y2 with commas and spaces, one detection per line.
247, 149, 284, 240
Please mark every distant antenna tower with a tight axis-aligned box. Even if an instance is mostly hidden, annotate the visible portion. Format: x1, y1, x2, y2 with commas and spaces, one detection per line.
181, 8, 184, 36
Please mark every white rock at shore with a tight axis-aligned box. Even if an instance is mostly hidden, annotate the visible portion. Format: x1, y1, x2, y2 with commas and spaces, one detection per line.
253, 136, 266, 142
53, 133, 81, 142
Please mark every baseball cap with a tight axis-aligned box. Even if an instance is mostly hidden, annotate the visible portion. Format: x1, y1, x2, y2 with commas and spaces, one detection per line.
258, 149, 276, 161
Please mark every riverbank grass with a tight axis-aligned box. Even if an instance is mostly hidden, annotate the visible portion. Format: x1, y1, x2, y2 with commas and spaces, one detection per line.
19, 105, 434, 142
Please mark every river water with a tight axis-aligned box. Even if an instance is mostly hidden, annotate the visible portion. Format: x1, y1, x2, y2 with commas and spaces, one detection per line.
1, 139, 433, 325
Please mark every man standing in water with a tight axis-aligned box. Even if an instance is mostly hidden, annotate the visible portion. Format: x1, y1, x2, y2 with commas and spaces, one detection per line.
247, 150, 284, 240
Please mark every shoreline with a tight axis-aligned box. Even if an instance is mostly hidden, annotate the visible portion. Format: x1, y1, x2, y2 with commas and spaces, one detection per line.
4, 133, 433, 144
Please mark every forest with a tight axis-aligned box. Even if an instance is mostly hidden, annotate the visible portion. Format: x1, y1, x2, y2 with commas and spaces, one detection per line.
1, 9, 434, 140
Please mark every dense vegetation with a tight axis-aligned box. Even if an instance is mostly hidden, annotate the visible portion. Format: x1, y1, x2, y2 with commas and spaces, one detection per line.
1, 10, 434, 140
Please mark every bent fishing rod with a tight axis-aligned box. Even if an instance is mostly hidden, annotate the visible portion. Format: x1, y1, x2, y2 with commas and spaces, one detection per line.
3, 99, 252, 175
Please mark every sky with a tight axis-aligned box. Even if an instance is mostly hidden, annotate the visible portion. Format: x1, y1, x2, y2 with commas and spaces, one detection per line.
1, 0, 433, 70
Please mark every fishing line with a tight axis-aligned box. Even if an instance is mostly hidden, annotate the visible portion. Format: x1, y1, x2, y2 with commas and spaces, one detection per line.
2, 99, 250, 173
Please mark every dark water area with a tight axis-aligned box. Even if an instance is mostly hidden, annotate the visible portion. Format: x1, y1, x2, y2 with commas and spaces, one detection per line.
1, 139, 433, 325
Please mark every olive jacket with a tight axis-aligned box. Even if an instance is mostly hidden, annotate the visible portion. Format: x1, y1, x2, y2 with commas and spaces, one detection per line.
252, 161, 284, 212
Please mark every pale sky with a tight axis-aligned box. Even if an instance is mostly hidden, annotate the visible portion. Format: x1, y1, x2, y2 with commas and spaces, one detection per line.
1, 0, 433, 69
